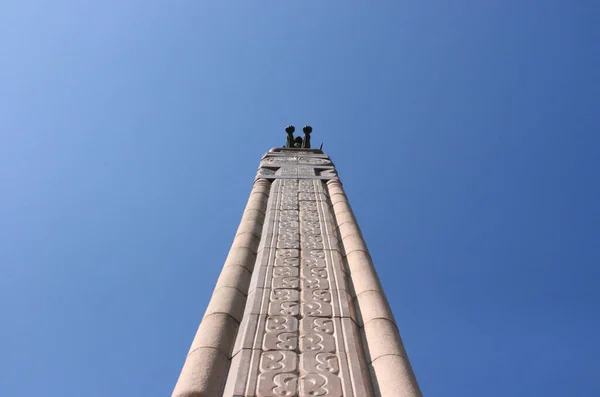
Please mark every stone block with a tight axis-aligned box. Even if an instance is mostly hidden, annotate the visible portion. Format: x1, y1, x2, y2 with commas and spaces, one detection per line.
354, 290, 396, 327
337, 222, 361, 239
299, 371, 342, 397
232, 232, 261, 251
299, 317, 336, 353
272, 275, 300, 289
268, 292, 300, 317
263, 315, 299, 351
274, 256, 300, 267
188, 313, 239, 357
361, 318, 406, 364
345, 252, 382, 296
238, 209, 266, 227
172, 347, 229, 397
204, 286, 247, 323
301, 299, 333, 318
275, 248, 299, 258
244, 195, 270, 212
215, 264, 252, 294
341, 233, 369, 255
329, 192, 348, 205
332, 200, 353, 215
257, 351, 299, 396
333, 211, 356, 227
369, 354, 422, 397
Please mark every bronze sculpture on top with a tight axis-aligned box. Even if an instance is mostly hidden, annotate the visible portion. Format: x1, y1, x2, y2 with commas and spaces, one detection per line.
284, 125, 312, 149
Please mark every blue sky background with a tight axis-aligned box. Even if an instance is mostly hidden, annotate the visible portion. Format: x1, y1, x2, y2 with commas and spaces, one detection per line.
1, 1, 599, 396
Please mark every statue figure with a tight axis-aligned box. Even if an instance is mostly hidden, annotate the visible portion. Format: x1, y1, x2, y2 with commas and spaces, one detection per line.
284, 125, 312, 149
302, 125, 312, 148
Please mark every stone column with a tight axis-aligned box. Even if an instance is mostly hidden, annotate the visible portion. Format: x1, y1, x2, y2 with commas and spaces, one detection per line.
172, 179, 271, 397
326, 179, 422, 397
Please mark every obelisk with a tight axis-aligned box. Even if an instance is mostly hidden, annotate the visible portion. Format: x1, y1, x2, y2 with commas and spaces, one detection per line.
172, 126, 422, 397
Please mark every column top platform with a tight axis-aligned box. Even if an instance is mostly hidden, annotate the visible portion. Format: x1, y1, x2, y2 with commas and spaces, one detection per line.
255, 148, 338, 181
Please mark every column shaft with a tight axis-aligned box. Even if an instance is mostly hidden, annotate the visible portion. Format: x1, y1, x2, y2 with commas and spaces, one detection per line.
172, 179, 271, 397
326, 179, 422, 397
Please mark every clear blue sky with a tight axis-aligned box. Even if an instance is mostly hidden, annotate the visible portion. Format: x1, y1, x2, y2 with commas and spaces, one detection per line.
1, 2, 599, 396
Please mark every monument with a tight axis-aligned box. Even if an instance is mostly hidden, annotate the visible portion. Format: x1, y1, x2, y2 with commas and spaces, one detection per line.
172, 126, 422, 397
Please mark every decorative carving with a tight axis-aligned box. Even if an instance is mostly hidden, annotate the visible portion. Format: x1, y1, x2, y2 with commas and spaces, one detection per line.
305, 289, 332, 303
299, 157, 331, 165
305, 250, 325, 259
273, 266, 299, 277
280, 167, 298, 176
311, 317, 335, 335
275, 256, 300, 267
265, 315, 299, 333
302, 234, 323, 244
299, 180, 314, 188
264, 316, 299, 351
301, 240, 325, 250
299, 193, 316, 201
300, 212, 320, 223
301, 221, 322, 230
257, 351, 298, 396
300, 201, 318, 211
264, 332, 297, 351
272, 373, 298, 396
269, 289, 300, 316
271, 289, 299, 302
273, 276, 300, 289
302, 266, 328, 280
301, 300, 333, 317
279, 221, 300, 229
298, 372, 342, 397
277, 239, 300, 249
280, 214, 300, 223
264, 157, 298, 163
298, 167, 316, 176
260, 351, 298, 372
230, 177, 371, 397
301, 352, 340, 375
301, 277, 329, 291
269, 301, 300, 316
280, 203, 298, 210
300, 317, 335, 350
278, 232, 300, 242
301, 224, 322, 235
276, 249, 299, 258
302, 257, 326, 268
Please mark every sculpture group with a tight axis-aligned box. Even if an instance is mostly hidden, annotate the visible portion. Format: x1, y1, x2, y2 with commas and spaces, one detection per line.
284, 125, 312, 149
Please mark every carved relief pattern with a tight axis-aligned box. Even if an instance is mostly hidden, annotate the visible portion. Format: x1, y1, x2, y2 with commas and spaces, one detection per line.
257, 154, 337, 181
227, 160, 372, 396
298, 157, 331, 165
257, 179, 302, 396
297, 179, 343, 397
263, 156, 298, 163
